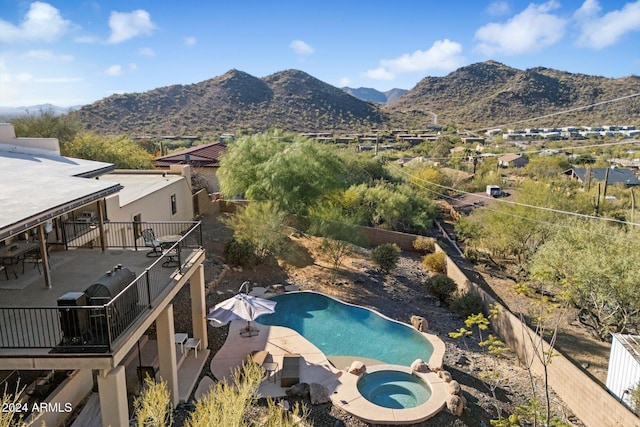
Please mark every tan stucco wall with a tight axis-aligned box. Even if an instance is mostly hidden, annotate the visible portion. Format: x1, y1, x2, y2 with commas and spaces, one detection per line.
105, 179, 194, 222
27, 369, 93, 427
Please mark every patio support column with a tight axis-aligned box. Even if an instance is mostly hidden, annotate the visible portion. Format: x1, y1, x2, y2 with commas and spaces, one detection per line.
37, 224, 51, 288
190, 263, 208, 349
157, 304, 179, 406
97, 366, 129, 427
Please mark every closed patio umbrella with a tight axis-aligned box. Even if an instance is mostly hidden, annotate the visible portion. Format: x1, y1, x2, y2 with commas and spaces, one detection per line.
207, 293, 277, 336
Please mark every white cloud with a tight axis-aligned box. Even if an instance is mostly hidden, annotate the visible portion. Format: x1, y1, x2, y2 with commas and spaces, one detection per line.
290, 40, 314, 55
338, 77, 351, 87
107, 9, 156, 44
129, 63, 137, 72
22, 50, 73, 61
184, 36, 197, 46
486, 1, 511, 16
105, 65, 123, 76
474, 1, 566, 55
363, 39, 465, 80
139, 47, 155, 57
0, 2, 71, 44
574, 0, 640, 49
362, 67, 396, 80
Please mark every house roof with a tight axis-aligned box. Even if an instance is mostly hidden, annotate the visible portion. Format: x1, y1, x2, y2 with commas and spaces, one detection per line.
0, 143, 121, 240
612, 334, 640, 364
568, 167, 640, 186
498, 153, 524, 162
154, 142, 227, 168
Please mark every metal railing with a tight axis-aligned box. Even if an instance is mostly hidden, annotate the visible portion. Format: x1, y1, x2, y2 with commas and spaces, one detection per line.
61, 220, 202, 251
0, 221, 203, 354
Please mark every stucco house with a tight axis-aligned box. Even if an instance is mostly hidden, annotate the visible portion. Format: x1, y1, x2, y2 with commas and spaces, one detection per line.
564, 167, 640, 187
154, 142, 227, 194
0, 123, 207, 427
498, 153, 529, 168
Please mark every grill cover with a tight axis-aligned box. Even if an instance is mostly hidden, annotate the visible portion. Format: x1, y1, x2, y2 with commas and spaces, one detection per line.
85, 265, 136, 302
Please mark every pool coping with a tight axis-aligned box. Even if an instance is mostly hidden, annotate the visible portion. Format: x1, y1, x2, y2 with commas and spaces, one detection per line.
209, 290, 448, 424
273, 291, 447, 370
331, 364, 448, 425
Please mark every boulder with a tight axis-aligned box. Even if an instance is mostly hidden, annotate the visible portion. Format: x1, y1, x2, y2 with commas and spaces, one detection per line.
348, 361, 366, 376
438, 370, 453, 382
410, 315, 428, 332
447, 395, 464, 416
309, 383, 331, 405
268, 284, 286, 295
285, 382, 310, 398
448, 380, 461, 395
410, 359, 430, 373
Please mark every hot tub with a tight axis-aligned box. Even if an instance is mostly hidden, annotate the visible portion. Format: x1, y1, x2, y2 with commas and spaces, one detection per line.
357, 370, 432, 409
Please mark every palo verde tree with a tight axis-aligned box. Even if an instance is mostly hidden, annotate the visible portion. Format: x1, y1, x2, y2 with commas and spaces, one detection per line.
11, 111, 83, 146
218, 130, 343, 216
63, 132, 155, 169
528, 218, 640, 339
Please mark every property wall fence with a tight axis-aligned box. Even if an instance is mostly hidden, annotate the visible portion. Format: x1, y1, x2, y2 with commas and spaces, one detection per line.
357, 225, 638, 427
210, 198, 638, 425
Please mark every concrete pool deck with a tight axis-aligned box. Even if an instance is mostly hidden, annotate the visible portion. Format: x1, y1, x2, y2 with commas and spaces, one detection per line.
209, 320, 448, 424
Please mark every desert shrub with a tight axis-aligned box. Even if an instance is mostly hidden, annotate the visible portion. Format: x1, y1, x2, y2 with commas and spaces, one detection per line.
223, 238, 258, 266
427, 274, 457, 302
422, 252, 447, 273
133, 377, 172, 427
450, 290, 484, 317
371, 243, 401, 273
630, 382, 640, 415
413, 236, 436, 254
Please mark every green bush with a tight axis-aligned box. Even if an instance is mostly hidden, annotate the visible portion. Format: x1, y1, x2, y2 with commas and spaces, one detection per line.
413, 236, 436, 254
422, 252, 447, 273
223, 238, 258, 267
450, 290, 484, 317
426, 274, 457, 302
371, 243, 401, 273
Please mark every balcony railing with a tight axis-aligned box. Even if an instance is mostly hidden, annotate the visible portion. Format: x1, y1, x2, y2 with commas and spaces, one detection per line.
0, 221, 202, 354
61, 220, 203, 251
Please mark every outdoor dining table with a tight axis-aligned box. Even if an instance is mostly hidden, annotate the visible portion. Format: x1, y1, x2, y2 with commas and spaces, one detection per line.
0, 241, 39, 278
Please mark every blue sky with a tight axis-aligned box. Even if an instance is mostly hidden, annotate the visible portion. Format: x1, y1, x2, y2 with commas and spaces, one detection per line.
1, 0, 639, 107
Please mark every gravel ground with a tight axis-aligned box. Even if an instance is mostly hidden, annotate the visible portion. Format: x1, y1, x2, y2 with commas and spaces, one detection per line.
166, 214, 583, 427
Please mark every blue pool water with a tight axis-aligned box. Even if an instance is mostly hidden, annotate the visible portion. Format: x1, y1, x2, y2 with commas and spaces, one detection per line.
357, 370, 431, 409
256, 292, 433, 366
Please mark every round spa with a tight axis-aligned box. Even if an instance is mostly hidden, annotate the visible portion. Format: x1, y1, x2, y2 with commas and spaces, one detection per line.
357, 370, 432, 409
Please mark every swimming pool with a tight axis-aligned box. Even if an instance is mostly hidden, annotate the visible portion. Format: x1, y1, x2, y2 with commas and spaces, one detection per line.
256, 291, 434, 366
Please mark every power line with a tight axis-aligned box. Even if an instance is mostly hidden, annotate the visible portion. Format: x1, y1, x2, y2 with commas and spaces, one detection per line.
388, 163, 640, 228
471, 92, 640, 134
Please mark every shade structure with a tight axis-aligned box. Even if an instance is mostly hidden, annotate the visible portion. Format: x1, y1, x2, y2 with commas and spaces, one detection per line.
207, 293, 276, 336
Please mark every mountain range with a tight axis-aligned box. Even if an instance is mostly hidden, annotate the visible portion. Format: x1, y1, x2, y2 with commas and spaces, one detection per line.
341, 87, 407, 103
16, 61, 640, 136
0, 104, 81, 118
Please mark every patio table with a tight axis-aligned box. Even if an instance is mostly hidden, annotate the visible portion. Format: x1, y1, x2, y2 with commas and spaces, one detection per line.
0, 242, 39, 278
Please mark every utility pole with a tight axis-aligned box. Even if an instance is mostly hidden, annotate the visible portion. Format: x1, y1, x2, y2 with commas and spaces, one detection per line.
601, 166, 611, 208
631, 187, 636, 223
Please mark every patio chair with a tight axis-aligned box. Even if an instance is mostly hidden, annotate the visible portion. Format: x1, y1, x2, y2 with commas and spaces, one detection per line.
250, 350, 278, 382
22, 248, 44, 274
141, 229, 163, 257
280, 353, 301, 387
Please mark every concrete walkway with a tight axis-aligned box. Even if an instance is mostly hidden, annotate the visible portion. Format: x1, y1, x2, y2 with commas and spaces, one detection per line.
209, 320, 448, 425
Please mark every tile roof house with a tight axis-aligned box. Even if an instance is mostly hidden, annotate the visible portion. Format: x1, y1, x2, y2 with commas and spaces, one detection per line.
155, 142, 227, 193
565, 167, 640, 187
